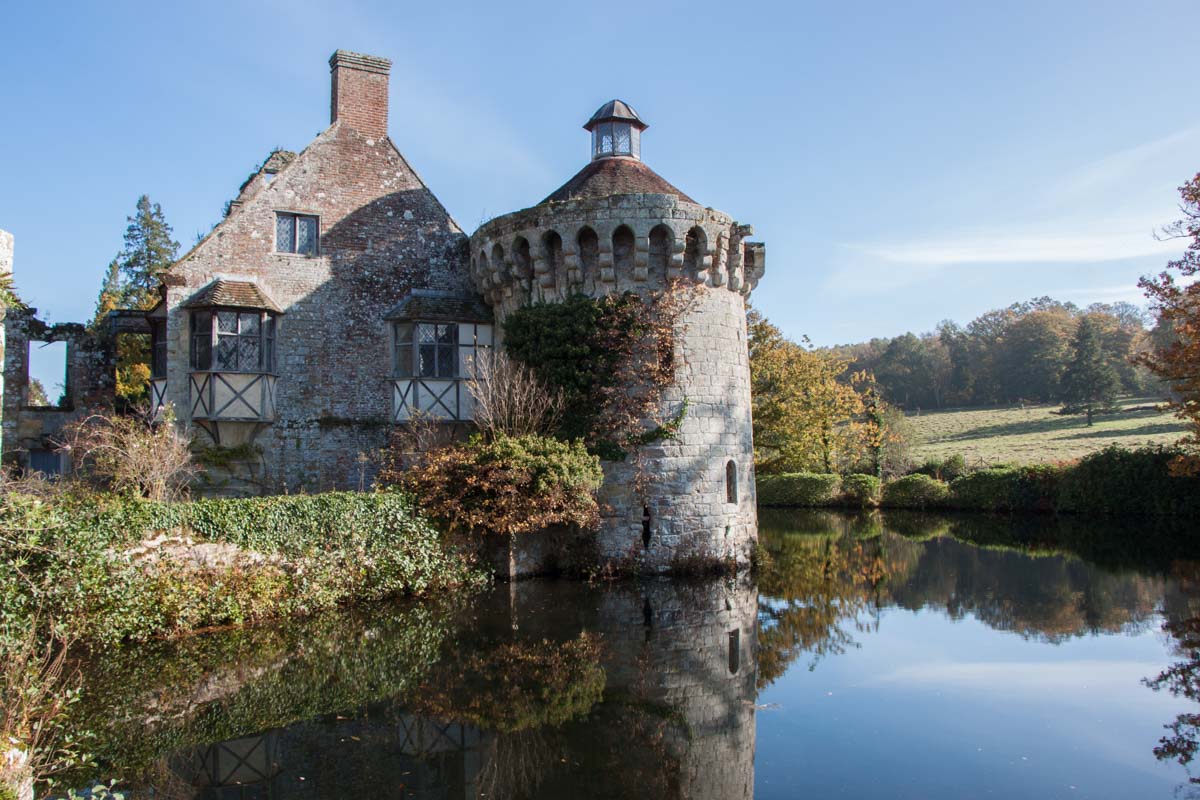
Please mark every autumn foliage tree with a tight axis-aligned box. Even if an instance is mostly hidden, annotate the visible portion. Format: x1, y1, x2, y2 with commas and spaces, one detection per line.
748, 309, 900, 474
1140, 172, 1200, 472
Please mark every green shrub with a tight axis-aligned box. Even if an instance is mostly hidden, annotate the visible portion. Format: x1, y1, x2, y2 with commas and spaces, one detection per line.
0, 490, 485, 645
881, 474, 951, 509
756, 473, 840, 507
949, 465, 1064, 513
840, 474, 881, 508
400, 433, 604, 536
912, 454, 968, 482
1058, 445, 1200, 515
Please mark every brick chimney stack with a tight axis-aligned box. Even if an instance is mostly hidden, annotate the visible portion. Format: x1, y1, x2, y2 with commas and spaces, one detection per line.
329, 50, 392, 140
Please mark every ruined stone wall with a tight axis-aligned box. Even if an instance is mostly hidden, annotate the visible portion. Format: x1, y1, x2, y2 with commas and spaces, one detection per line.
470, 194, 765, 570
164, 120, 470, 493
1, 309, 114, 470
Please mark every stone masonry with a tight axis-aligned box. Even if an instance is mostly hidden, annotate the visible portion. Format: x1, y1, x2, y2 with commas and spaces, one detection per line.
161, 51, 470, 492
2, 53, 768, 574
471, 185, 766, 572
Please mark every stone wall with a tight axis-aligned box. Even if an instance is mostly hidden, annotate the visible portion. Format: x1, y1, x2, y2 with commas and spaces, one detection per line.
163, 56, 471, 493
1, 309, 115, 471
470, 193, 764, 571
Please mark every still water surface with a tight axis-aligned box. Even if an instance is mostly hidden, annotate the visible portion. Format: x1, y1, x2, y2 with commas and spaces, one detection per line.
68, 511, 1200, 798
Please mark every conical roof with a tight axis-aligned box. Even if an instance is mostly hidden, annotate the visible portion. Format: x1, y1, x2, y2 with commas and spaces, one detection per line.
540, 158, 695, 205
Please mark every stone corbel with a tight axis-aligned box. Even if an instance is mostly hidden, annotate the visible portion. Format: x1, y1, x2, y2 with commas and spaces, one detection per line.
633, 234, 650, 282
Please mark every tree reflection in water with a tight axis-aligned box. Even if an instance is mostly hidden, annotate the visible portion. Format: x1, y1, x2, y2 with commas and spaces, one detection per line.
1145, 562, 1200, 791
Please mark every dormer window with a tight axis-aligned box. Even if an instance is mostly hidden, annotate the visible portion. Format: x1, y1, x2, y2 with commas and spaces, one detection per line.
276, 212, 318, 255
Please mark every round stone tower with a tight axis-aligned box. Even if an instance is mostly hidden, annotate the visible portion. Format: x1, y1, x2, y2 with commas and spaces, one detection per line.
469, 101, 765, 571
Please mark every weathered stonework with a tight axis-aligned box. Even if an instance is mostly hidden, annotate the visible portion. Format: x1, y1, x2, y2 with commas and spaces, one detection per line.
161, 51, 472, 492
470, 179, 765, 572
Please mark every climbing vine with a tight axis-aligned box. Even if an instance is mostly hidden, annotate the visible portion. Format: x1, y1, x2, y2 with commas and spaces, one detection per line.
503, 283, 696, 459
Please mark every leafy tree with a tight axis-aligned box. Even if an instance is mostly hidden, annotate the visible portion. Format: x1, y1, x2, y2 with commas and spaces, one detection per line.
27, 378, 50, 407
748, 310, 888, 474
1061, 316, 1120, 425
1140, 172, 1200, 471
88, 197, 179, 404
1000, 309, 1074, 402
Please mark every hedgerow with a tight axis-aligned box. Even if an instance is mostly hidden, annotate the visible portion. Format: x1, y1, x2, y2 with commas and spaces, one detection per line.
756, 473, 841, 507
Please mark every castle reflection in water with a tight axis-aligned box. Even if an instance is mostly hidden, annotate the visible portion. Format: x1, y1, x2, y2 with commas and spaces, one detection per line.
146, 578, 759, 800
73, 510, 1200, 800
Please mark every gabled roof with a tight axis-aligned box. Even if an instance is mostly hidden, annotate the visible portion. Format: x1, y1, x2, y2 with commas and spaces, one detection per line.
181, 280, 283, 313
383, 289, 493, 323
540, 158, 696, 205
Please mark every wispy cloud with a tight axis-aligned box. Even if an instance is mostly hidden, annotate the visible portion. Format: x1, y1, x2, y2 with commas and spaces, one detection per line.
845, 221, 1177, 266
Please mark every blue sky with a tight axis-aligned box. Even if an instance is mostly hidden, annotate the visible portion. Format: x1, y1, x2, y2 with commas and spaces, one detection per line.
2, 0, 1197, 360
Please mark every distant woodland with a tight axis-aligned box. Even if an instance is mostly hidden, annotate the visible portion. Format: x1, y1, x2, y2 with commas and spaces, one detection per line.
822, 297, 1166, 410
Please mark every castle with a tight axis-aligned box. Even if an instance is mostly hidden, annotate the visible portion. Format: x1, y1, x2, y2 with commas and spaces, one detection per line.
1, 51, 765, 572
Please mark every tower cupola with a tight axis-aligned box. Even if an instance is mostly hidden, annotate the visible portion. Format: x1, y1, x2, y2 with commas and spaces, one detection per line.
585, 100, 647, 161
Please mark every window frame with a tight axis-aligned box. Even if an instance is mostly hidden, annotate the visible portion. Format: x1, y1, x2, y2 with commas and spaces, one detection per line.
190, 308, 278, 374
150, 320, 168, 379
275, 212, 320, 256
393, 321, 494, 379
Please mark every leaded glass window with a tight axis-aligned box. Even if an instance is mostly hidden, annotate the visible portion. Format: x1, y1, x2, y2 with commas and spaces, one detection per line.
613, 123, 632, 155
275, 212, 318, 255
191, 309, 276, 372
393, 322, 493, 379
151, 320, 168, 378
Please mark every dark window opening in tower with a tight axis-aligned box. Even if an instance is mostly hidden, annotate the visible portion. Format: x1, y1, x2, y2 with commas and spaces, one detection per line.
490, 243, 506, 280
726, 460, 738, 504
513, 236, 531, 278
642, 505, 652, 548
648, 224, 672, 282
542, 230, 563, 287
578, 227, 599, 276
613, 225, 634, 274
728, 629, 741, 674
685, 226, 706, 276
643, 597, 653, 628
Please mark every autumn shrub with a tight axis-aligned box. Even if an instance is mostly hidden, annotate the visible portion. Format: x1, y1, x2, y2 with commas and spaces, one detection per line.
880, 474, 951, 509
756, 473, 841, 507
400, 433, 604, 536
1057, 445, 1200, 515
840, 474, 881, 508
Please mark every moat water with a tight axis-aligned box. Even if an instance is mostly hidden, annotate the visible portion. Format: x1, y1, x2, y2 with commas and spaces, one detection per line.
62, 510, 1200, 799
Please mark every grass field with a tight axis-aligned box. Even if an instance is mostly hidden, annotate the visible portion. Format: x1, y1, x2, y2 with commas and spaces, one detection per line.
907, 397, 1189, 467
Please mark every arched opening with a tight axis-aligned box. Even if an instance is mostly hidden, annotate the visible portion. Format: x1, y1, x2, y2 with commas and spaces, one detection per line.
512, 237, 531, 279
726, 460, 738, 504
477, 251, 490, 289
490, 243, 506, 279
648, 224, 672, 283
577, 227, 599, 281
685, 226, 706, 277
612, 225, 635, 275
542, 230, 563, 289
641, 505, 652, 548
728, 629, 740, 674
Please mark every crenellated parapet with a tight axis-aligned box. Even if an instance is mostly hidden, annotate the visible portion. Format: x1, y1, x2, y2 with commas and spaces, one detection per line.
469, 194, 766, 316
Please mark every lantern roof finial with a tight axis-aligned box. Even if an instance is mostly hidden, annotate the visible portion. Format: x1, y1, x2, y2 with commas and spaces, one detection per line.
584, 99, 647, 131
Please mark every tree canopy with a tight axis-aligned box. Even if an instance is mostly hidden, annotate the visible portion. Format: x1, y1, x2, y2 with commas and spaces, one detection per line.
1139, 172, 1200, 471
